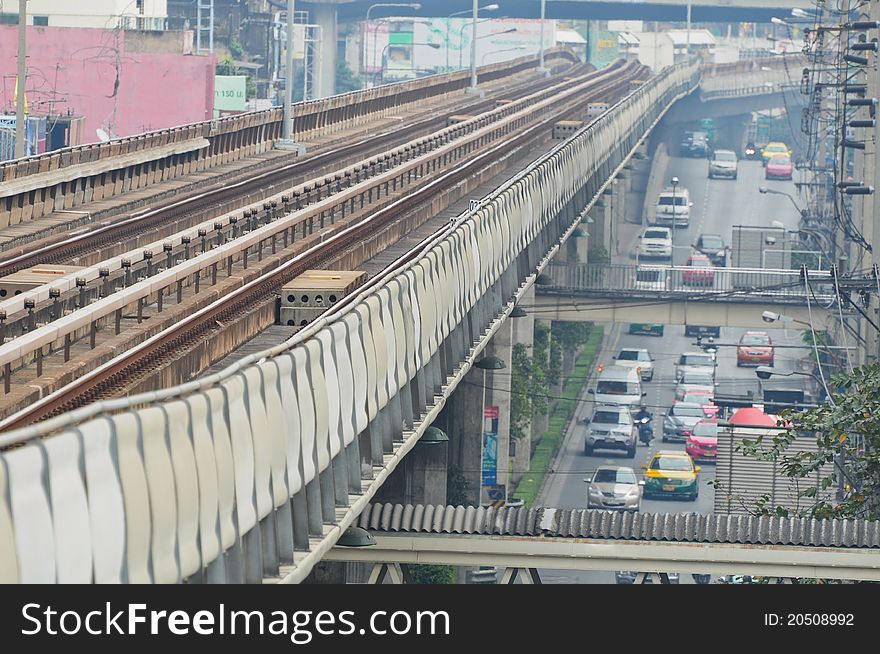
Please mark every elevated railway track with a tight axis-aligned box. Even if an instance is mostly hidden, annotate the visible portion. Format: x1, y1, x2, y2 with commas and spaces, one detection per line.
0, 60, 648, 430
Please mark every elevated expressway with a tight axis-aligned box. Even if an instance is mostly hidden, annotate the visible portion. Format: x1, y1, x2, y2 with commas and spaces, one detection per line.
0, 58, 842, 584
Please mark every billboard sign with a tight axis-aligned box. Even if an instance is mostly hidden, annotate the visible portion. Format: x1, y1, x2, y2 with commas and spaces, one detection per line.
481, 405, 499, 486
214, 75, 247, 114
589, 29, 619, 68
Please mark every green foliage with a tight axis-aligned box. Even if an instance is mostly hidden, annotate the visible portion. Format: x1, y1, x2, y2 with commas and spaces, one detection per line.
551, 321, 593, 356
446, 464, 472, 507
513, 327, 604, 506
588, 245, 611, 264
245, 75, 256, 100
404, 564, 456, 584
548, 338, 562, 386
229, 39, 244, 60
335, 59, 363, 94
714, 364, 880, 520
510, 344, 550, 443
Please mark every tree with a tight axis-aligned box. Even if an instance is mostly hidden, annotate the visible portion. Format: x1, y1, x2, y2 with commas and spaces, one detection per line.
335, 59, 363, 94
729, 364, 880, 520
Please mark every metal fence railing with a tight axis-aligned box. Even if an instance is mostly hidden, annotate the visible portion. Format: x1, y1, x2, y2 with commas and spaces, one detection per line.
545, 263, 836, 303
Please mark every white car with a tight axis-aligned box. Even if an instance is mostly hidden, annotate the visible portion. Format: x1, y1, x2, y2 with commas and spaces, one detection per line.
613, 347, 654, 381
654, 187, 692, 227
637, 227, 673, 260
674, 370, 715, 401
675, 351, 717, 380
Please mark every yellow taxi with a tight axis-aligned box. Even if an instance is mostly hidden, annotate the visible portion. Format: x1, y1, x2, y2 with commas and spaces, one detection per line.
642, 451, 700, 501
760, 141, 791, 166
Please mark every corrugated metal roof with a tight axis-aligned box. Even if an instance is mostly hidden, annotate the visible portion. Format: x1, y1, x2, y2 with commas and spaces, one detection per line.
358, 503, 880, 548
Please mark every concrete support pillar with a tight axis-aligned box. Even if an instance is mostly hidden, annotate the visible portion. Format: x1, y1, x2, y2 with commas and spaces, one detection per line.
312, 3, 337, 98
484, 318, 513, 504
445, 319, 514, 506
372, 434, 449, 505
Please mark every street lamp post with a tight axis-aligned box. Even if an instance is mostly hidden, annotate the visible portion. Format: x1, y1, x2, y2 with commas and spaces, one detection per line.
280, 0, 306, 155
538, 0, 548, 74
670, 176, 679, 263
379, 41, 440, 84
366, 4, 422, 87
459, 24, 515, 69
447, 4, 498, 72
482, 45, 527, 65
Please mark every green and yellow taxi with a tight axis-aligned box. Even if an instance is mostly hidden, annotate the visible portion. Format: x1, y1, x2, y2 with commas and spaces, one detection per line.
760, 141, 791, 166
642, 451, 700, 501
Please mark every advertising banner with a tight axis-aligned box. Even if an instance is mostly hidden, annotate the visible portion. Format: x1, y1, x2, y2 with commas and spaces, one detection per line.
214, 75, 247, 114
482, 406, 499, 486
589, 29, 619, 68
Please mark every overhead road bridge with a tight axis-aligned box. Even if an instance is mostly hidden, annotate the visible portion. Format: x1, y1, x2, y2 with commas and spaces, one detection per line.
333, 0, 815, 23
324, 503, 880, 583
0, 59, 702, 584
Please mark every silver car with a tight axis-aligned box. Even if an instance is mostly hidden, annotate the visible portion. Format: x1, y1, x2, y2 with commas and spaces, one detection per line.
583, 405, 637, 458
662, 401, 706, 442
675, 370, 715, 401
708, 149, 738, 179
585, 465, 643, 511
675, 351, 716, 381
613, 347, 654, 381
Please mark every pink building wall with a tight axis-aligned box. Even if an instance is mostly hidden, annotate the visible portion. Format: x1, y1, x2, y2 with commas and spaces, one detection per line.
0, 26, 215, 145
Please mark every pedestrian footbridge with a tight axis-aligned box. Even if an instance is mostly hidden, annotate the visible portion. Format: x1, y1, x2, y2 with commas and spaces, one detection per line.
324, 503, 880, 583
532, 263, 842, 328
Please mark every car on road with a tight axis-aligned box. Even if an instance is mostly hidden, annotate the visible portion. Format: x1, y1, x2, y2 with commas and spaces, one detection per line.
642, 451, 701, 501
693, 233, 728, 266
613, 347, 654, 381
583, 403, 637, 457
628, 322, 664, 337
654, 186, 692, 227
675, 351, 717, 380
680, 390, 720, 418
590, 365, 645, 408
765, 154, 793, 180
675, 369, 715, 401
662, 401, 706, 442
680, 130, 709, 157
615, 571, 680, 584
686, 419, 719, 462
736, 331, 774, 367
585, 465, 643, 511
637, 226, 673, 260
708, 149, 738, 179
682, 253, 715, 286
760, 141, 791, 166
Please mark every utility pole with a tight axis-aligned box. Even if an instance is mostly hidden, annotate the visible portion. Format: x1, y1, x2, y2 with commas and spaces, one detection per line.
280, 0, 305, 154
14, 0, 27, 160
538, 0, 548, 74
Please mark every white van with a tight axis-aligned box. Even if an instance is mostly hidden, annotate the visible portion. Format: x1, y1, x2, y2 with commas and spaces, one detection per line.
654, 187, 692, 227
634, 265, 670, 292
589, 365, 645, 407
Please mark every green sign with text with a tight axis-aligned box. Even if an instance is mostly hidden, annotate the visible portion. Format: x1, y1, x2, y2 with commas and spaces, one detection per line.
214, 75, 247, 113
